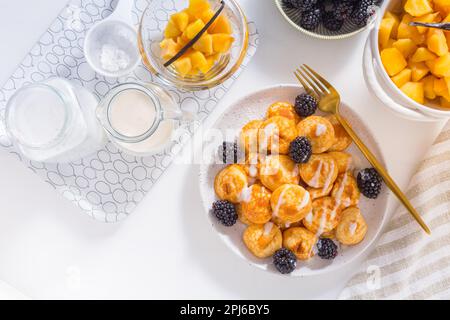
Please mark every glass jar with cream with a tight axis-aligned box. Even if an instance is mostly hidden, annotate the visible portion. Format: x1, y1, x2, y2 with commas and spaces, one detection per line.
96, 82, 182, 156
5, 78, 106, 163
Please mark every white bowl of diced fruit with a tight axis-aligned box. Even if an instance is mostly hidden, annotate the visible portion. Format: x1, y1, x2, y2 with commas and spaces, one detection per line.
364, 0, 450, 121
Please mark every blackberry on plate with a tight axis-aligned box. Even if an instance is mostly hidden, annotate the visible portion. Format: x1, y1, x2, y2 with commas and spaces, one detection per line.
323, 12, 344, 31
357, 168, 383, 199
300, 8, 322, 30
317, 238, 338, 259
351, 0, 376, 27
284, 0, 318, 11
218, 141, 241, 164
273, 248, 297, 274
295, 93, 318, 117
212, 200, 238, 226
289, 136, 312, 164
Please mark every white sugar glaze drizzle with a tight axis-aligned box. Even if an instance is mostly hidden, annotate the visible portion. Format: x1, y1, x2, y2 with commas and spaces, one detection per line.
349, 222, 357, 236
238, 185, 253, 203
309, 160, 323, 187
305, 211, 313, 224
321, 161, 335, 192
315, 124, 327, 136
272, 187, 288, 218
263, 222, 274, 236
297, 191, 310, 210
249, 165, 258, 178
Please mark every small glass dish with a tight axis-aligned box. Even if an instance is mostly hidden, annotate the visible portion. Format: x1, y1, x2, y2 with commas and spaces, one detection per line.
138, 0, 249, 91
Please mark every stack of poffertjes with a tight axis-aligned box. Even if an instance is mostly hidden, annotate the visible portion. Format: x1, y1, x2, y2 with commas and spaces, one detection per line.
213, 101, 369, 263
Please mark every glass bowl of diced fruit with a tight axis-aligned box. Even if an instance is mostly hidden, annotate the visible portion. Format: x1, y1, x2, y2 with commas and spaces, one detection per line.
364, 0, 450, 121
138, 0, 249, 91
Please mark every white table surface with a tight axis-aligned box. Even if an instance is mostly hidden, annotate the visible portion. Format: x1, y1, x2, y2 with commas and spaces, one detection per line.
0, 0, 446, 300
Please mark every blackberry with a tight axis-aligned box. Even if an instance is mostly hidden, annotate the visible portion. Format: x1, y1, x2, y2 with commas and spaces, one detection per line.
285, 0, 318, 11
351, 0, 376, 27
357, 168, 383, 199
218, 141, 242, 164
212, 200, 238, 226
294, 93, 318, 117
334, 0, 355, 20
300, 9, 322, 30
323, 12, 344, 31
317, 238, 338, 260
273, 248, 297, 274
289, 136, 312, 164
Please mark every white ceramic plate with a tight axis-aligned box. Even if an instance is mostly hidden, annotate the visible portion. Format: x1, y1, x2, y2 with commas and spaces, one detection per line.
199, 84, 389, 276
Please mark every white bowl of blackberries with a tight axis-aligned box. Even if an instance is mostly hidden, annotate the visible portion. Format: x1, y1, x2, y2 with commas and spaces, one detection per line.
275, 0, 383, 39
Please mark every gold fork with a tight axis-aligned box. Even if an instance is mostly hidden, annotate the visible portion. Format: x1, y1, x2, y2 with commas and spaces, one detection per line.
294, 64, 431, 235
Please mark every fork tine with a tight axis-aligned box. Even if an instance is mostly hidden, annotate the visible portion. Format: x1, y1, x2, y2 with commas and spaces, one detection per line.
296, 68, 323, 98
300, 65, 328, 94
293, 70, 314, 96
303, 64, 335, 92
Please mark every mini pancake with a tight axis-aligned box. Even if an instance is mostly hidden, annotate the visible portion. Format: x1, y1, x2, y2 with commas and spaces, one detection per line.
266, 101, 301, 123
239, 120, 263, 154
331, 171, 360, 209
300, 154, 338, 189
270, 184, 312, 224
296, 116, 335, 154
326, 115, 352, 152
259, 155, 299, 191
243, 222, 282, 258
302, 197, 342, 235
328, 151, 353, 174
307, 182, 333, 200
336, 207, 367, 245
239, 183, 272, 225
283, 227, 317, 260
214, 164, 249, 203
259, 116, 297, 155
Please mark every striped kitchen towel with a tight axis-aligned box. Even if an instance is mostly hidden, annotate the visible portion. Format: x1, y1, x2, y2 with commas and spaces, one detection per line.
339, 123, 450, 300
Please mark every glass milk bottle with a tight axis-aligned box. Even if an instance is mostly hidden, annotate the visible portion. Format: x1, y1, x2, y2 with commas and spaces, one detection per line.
5, 78, 106, 163
96, 82, 182, 156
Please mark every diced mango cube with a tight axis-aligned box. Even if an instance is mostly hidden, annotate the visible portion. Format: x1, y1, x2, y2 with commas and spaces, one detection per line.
186, 19, 205, 39
199, 8, 215, 24
391, 68, 412, 88
400, 82, 425, 104
409, 61, 430, 81
164, 20, 181, 38
209, 15, 232, 34
212, 33, 234, 53
189, 51, 208, 70
173, 57, 192, 76
422, 75, 437, 99
398, 14, 426, 45
393, 39, 418, 58
193, 34, 213, 55
427, 29, 448, 56
411, 47, 437, 62
433, 53, 450, 77
188, 0, 211, 16
200, 55, 217, 74
379, 17, 396, 48
425, 58, 437, 74
413, 12, 441, 34
434, 77, 450, 101
160, 38, 180, 61
404, 0, 433, 17
381, 47, 408, 76
171, 12, 190, 32
384, 11, 400, 38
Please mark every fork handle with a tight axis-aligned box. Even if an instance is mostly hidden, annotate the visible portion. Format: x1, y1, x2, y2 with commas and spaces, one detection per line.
335, 114, 431, 234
